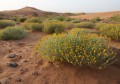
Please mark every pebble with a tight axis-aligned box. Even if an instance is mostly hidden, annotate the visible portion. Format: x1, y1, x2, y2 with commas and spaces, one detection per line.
7, 62, 18, 68
7, 54, 16, 58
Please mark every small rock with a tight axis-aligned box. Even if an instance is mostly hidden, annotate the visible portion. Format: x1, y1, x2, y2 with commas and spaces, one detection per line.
7, 54, 16, 58
7, 62, 18, 68
16, 78, 22, 82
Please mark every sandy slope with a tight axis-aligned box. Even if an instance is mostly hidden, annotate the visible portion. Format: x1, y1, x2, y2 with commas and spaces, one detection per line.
0, 32, 120, 84
70, 11, 120, 19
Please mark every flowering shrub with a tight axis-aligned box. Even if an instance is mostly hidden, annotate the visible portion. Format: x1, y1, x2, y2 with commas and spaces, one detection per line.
35, 28, 116, 69
99, 24, 120, 41
75, 22, 94, 28
43, 20, 65, 34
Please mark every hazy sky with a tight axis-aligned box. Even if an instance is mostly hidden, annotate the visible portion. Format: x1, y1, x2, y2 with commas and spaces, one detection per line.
0, 0, 120, 13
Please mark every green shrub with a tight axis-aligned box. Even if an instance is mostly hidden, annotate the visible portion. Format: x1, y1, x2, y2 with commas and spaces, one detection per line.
72, 19, 81, 23
108, 15, 120, 23
0, 27, 26, 40
17, 17, 27, 22
30, 23, 43, 32
0, 20, 16, 28
66, 18, 73, 21
66, 22, 75, 29
25, 17, 42, 23
91, 17, 101, 22
56, 16, 66, 21
99, 24, 120, 41
44, 20, 65, 34
75, 22, 94, 28
21, 23, 43, 32
35, 28, 116, 69
21, 23, 31, 30
95, 22, 106, 30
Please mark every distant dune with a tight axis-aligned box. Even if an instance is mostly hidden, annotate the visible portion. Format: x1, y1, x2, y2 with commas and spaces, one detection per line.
70, 11, 120, 19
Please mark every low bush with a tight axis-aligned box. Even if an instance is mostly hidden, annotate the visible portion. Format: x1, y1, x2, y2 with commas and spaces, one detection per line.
66, 22, 75, 29
75, 22, 94, 28
30, 23, 43, 32
25, 17, 42, 23
0, 20, 16, 28
44, 20, 65, 34
21, 23, 43, 32
0, 27, 26, 40
17, 17, 27, 22
108, 15, 120, 23
72, 19, 81, 23
66, 18, 73, 21
56, 16, 66, 21
91, 17, 101, 23
99, 24, 120, 41
95, 22, 106, 30
35, 28, 116, 69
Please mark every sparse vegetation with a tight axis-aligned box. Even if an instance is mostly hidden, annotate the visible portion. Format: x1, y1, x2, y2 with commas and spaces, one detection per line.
72, 19, 81, 23
21, 23, 43, 32
75, 22, 94, 28
0, 27, 26, 40
25, 17, 42, 23
35, 28, 116, 69
0, 20, 16, 28
17, 17, 27, 22
108, 15, 120, 23
95, 22, 106, 30
91, 17, 101, 22
99, 24, 120, 41
30, 23, 43, 32
56, 16, 66, 21
43, 20, 65, 34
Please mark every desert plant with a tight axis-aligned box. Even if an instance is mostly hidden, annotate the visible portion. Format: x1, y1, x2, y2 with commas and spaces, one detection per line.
17, 17, 27, 22
75, 22, 94, 28
0, 27, 26, 40
44, 20, 65, 34
95, 22, 106, 30
35, 28, 116, 69
66, 18, 73, 21
108, 15, 120, 23
91, 17, 101, 23
99, 24, 120, 41
56, 16, 66, 21
21, 23, 43, 32
25, 17, 42, 23
30, 23, 43, 32
72, 19, 81, 23
0, 20, 16, 28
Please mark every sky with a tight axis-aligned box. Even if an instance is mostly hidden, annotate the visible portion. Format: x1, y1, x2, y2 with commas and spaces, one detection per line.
0, 0, 120, 13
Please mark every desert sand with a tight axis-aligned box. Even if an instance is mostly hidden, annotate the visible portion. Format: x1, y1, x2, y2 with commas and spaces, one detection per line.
70, 11, 120, 19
